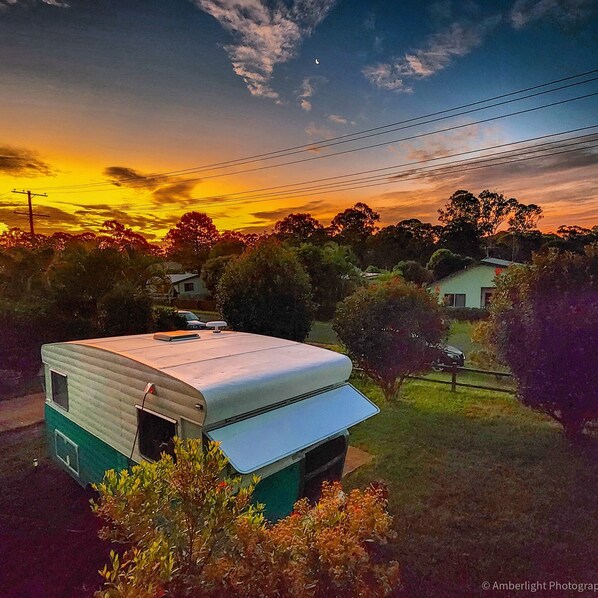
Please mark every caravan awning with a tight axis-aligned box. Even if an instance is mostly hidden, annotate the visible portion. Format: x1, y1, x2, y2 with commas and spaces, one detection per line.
205, 384, 379, 474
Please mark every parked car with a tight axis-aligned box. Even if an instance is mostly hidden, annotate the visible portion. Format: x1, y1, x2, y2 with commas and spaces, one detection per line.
176, 310, 206, 330
430, 344, 465, 371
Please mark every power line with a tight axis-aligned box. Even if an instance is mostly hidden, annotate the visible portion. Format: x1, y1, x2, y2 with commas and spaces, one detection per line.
143, 127, 598, 206
44, 89, 598, 196
60, 137, 598, 223
34, 69, 598, 193
144, 138, 598, 211
41, 125, 598, 213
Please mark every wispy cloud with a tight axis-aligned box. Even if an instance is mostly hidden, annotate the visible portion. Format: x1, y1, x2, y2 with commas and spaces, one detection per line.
305, 121, 336, 141
103, 166, 162, 190
0, 0, 69, 11
103, 165, 199, 206
193, 0, 337, 101
297, 76, 327, 111
510, 0, 596, 28
327, 114, 347, 124
251, 200, 326, 222
0, 145, 54, 176
363, 17, 500, 93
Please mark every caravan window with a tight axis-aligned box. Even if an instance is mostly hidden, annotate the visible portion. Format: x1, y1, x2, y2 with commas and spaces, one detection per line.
137, 408, 177, 462
51, 371, 69, 411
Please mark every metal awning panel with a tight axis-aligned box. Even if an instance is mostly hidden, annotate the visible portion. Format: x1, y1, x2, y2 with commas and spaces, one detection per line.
206, 384, 379, 474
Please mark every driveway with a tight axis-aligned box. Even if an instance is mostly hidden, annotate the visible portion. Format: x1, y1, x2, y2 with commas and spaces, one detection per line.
0, 393, 45, 433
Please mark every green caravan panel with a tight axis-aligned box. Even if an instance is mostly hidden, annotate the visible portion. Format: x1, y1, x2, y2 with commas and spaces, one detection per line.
45, 403, 131, 487
252, 461, 302, 521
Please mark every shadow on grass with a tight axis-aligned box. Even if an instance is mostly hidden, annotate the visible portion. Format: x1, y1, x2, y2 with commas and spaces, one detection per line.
346, 379, 598, 597
0, 425, 109, 598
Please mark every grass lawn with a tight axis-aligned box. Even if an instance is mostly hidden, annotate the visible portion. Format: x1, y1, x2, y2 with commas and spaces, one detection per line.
345, 376, 598, 596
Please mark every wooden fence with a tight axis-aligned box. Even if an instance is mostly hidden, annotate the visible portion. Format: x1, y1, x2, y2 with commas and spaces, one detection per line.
355, 364, 515, 394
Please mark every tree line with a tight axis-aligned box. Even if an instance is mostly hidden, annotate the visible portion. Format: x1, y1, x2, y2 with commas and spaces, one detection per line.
5, 188, 598, 272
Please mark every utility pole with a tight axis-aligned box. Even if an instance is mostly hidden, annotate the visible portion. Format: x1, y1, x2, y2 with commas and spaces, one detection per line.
11, 189, 49, 237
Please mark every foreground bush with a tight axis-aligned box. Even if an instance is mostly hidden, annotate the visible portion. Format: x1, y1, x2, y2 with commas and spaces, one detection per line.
92, 439, 400, 598
485, 247, 598, 441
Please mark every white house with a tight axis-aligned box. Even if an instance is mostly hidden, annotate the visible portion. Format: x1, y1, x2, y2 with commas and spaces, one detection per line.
430, 258, 517, 309
169, 273, 210, 300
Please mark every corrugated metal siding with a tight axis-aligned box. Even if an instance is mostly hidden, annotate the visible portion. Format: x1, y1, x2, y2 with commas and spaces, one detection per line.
45, 403, 131, 486
41, 343, 205, 462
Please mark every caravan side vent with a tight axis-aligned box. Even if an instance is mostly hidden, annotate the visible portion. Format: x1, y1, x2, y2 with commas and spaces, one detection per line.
153, 331, 200, 342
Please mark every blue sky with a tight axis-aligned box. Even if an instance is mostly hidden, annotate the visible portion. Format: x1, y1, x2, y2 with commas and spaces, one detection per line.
0, 0, 597, 236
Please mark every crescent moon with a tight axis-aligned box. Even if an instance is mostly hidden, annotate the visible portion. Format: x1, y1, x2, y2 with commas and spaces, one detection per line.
315, 58, 320, 65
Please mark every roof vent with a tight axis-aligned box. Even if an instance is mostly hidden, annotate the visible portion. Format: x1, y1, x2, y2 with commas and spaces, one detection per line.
206, 321, 228, 333
153, 331, 200, 342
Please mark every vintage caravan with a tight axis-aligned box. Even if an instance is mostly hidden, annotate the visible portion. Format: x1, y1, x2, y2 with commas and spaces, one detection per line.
42, 327, 379, 519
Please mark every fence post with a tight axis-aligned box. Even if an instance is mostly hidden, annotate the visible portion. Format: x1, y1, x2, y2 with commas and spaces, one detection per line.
451, 364, 457, 392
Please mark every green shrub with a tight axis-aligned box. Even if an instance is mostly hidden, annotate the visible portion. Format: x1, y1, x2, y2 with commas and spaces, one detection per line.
92, 439, 400, 598
334, 279, 447, 400
153, 306, 186, 331
97, 283, 154, 337
217, 239, 313, 342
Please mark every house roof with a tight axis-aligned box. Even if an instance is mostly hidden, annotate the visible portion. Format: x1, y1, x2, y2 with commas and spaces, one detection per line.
61, 332, 352, 426
480, 257, 517, 268
168, 273, 200, 284
427, 257, 520, 287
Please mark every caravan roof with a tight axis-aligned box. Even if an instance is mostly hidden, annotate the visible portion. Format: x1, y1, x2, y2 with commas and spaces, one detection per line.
60, 331, 352, 426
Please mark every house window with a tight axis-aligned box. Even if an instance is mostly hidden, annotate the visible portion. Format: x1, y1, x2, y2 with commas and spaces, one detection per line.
444, 293, 466, 308
51, 371, 69, 411
183, 282, 194, 292
137, 407, 177, 462
481, 288, 494, 308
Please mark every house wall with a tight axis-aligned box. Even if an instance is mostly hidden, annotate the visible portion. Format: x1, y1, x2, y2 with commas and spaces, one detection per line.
431, 265, 500, 308
174, 276, 210, 299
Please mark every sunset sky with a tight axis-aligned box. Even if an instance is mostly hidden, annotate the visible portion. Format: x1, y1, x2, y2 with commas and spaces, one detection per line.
0, 0, 597, 240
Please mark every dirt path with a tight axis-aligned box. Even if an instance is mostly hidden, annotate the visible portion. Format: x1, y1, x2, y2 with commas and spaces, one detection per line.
0, 393, 45, 433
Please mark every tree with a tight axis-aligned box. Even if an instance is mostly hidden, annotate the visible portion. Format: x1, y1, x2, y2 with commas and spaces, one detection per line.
508, 203, 543, 234
439, 189, 518, 238
504, 203, 544, 261
98, 220, 157, 254
293, 242, 360, 320
217, 239, 313, 341
97, 282, 154, 337
202, 254, 236, 295
438, 190, 480, 228
334, 279, 447, 400
92, 439, 400, 598
330, 203, 380, 263
438, 190, 523, 256
438, 219, 482, 258
365, 220, 440, 269
427, 249, 473, 281
274, 213, 325, 244
483, 247, 598, 441
48, 245, 160, 336
208, 231, 248, 258
393, 260, 431, 286
164, 212, 219, 272
477, 190, 518, 237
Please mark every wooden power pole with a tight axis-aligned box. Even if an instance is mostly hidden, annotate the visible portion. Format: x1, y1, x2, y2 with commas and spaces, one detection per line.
11, 189, 49, 236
